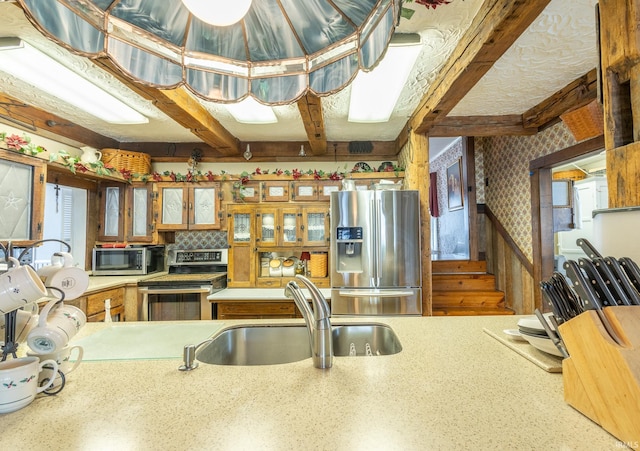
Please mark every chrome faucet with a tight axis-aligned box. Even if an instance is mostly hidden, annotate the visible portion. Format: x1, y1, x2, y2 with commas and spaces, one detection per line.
285, 275, 333, 369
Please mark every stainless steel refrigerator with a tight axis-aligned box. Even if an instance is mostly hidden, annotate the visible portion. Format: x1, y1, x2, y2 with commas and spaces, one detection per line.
330, 190, 422, 315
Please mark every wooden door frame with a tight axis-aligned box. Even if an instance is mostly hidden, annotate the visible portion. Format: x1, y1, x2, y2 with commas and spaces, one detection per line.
529, 135, 605, 310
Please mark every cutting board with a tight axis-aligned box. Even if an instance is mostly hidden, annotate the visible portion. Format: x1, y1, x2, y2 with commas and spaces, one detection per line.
483, 327, 563, 373
72, 322, 224, 361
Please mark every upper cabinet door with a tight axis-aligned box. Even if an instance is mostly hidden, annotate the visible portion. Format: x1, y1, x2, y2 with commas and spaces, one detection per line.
188, 184, 221, 230
157, 183, 220, 231
97, 183, 125, 242
0, 151, 44, 243
127, 183, 154, 242
157, 184, 188, 230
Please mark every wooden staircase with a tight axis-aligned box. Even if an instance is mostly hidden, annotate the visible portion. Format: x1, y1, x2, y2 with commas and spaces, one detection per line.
431, 260, 514, 316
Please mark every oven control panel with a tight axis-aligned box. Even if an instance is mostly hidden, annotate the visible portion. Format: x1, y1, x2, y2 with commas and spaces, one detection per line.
168, 249, 229, 266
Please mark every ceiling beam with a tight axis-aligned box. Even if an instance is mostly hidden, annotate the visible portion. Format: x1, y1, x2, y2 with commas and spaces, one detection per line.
407, 0, 552, 135
429, 115, 537, 137
296, 93, 327, 155
522, 68, 598, 129
123, 140, 398, 163
92, 58, 239, 155
0, 91, 119, 149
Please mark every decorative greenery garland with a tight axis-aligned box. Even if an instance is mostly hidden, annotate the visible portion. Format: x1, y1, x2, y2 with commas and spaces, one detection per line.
1, 131, 404, 184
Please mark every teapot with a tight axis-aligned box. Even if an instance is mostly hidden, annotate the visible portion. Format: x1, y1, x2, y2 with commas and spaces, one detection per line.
79, 146, 102, 164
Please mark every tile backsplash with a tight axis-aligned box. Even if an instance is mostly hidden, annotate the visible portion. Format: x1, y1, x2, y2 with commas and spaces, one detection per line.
168, 231, 228, 250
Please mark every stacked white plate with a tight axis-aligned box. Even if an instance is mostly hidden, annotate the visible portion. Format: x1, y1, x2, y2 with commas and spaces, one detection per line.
515, 313, 563, 357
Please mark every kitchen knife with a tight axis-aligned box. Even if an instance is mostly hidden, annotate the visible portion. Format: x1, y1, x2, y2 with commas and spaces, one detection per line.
577, 257, 619, 307
619, 257, 640, 294
551, 272, 582, 318
601, 257, 639, 305
576, 238, 603, 259
540, 281, 568, 322
534, 308, 569, 358
564, 260, 625, 346
591, 257, 632, 306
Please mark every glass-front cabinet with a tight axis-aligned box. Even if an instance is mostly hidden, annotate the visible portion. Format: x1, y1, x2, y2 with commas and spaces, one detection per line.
157, 183, 221, 231
98, 183, 124, 242
0, 150, 45, 243
126, 183, 153, 242
227, 206, 255, 287
256, 207, 300, 247
302, 206, 330, 246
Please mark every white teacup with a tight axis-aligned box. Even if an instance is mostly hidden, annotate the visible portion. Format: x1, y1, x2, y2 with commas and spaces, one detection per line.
27, 300, 87, 354
0, 258, 48, 314
40, 252, 89, 301
0, 356, 58, 413
0, 302, 39, 343
28, 345, 83, 390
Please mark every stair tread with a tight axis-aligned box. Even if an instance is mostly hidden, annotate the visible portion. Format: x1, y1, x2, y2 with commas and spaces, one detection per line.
432, 307, 515, 316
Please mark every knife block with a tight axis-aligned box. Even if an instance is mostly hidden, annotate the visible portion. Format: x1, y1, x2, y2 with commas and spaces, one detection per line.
558, 306, 640, 443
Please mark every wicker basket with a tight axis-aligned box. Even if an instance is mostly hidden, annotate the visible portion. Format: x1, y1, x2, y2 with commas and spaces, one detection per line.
101, 148, 151, 174
309, 252, 328, 278
560, 100, 604, 142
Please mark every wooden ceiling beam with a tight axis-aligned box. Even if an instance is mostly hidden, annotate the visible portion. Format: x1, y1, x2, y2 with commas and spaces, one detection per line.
429, 115, 537, 137
297, 93, 327, 155
522, 68, 598, 129
0, 91, 118, 149
92, 58, 239, 155
123, 140, 398, 163
408, 0, 552, 135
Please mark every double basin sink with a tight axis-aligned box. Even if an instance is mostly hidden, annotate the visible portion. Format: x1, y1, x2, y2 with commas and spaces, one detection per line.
196, 322, 402, 366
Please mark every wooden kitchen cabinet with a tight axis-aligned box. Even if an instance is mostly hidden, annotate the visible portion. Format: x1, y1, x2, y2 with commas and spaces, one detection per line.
301, 206, 330, 246
86, 287, 125, 322
97, 182, 125, 242
256, 206, 301, 247
227, 205, 256, 287
156, 182, 221, 231
126, 182, 154, 242
0, 150, 45, 244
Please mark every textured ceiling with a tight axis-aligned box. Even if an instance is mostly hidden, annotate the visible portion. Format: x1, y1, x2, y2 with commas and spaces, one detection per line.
0, 0, 599, 152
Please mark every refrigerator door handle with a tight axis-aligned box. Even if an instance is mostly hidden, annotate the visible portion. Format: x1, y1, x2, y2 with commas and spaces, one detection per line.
372, 196, 381, 286
338, 290, 415, 297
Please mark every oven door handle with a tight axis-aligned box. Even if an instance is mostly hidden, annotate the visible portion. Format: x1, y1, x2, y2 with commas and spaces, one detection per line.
138, 287, 211, 294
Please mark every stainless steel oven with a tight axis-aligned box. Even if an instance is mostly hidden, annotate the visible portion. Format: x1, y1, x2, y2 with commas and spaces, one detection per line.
138, 249, 227, 321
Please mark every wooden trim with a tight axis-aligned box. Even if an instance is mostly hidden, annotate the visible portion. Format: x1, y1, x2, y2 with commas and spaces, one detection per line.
465, 138, 479, 260
529, 135, 605, 311
483, 204, 534, 276
429, 115, 536, 137
529, 135, 605, 170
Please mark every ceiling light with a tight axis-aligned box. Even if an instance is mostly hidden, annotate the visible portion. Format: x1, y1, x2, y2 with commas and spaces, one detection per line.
18, 0, 401, 105
348, 34, 422, 123
182, 0, 252, 27
243, 144, 252, 161
225, 97, 277, 124
0, 37, 147, 125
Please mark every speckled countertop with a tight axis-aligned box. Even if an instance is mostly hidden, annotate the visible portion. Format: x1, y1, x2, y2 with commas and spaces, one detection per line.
1, 316, 622, 450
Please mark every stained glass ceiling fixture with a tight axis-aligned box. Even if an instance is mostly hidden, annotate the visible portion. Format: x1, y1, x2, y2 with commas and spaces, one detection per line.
17, 0, 402, 105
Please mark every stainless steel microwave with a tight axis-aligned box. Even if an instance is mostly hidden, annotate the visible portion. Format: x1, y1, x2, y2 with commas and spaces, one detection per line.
92, 246, 165, 276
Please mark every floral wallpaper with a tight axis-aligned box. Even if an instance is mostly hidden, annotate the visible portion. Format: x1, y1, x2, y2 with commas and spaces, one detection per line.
480, 122, 578, 262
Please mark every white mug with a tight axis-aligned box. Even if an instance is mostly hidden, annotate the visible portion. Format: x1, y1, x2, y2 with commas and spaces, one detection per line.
28, 344, 83, 390
0, 258, 48, 314
0, 302, 39, 343
0, 356, 58, 413
41, 252, 89, 301
27, 300, 86, 355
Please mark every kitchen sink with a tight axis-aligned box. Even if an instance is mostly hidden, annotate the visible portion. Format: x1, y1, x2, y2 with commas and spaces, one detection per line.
195, 323, 402, 366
